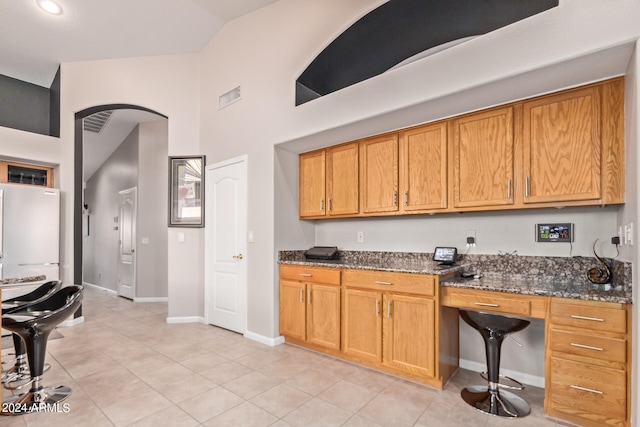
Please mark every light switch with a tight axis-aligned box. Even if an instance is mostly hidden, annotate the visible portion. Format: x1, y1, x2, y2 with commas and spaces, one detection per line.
142, 237, 150, 245
177, 232, 185, 242
248, 230, 254, 243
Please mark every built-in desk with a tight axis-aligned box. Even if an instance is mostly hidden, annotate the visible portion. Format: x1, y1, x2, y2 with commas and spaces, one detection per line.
440, 275, 632, 427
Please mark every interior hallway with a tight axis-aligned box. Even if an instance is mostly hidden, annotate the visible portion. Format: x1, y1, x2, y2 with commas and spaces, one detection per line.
2, 286, 557, 426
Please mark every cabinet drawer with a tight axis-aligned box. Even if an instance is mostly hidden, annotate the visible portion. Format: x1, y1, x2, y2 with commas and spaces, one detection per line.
342, 270, 435, 296
445, 289, 531, 316
550, 300, 626, 334
550, 329, 626, 364
549, 357, 626, 422
279, 265, 340, 285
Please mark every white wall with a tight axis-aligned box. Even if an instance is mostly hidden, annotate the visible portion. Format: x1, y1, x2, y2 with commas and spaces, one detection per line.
83, 126, 139, 290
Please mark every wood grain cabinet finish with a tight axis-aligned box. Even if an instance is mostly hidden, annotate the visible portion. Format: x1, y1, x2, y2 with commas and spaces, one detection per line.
360, 133, 399, 214
278, 265, 341, 351
451, 106, 514, 208
342, 288, 383, 362
399, 122, 448, 212
298, 150, 326, 218
546, 298, 631, 427
0, 161, 54, 188
326, 142, 359, 216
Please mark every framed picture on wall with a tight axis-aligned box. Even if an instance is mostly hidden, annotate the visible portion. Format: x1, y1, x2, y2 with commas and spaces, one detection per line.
168, 155, 205, 227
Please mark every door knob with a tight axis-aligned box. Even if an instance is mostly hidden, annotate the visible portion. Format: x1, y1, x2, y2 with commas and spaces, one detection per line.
131, 249, 135, 253
233, 254, 244, 260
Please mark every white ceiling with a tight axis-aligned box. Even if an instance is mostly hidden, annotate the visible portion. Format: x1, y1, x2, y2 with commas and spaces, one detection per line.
0, 0, 277, 179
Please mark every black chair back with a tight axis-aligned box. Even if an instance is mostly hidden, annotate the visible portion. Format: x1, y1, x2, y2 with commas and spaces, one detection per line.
2, 280, 62, 314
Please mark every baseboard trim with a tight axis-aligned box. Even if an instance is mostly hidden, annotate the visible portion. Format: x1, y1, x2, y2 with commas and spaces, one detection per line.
133, 297, 168, 303
59, 315, 85, 327
244, 331, 285, 347
83, 282, 117, 295
459, 358, 545, 388
166, 316, 205, 324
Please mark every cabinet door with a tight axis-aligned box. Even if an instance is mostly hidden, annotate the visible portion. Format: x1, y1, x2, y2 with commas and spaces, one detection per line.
326, 142, 359, 216
452, 107, 514, 208
342, 288, 382, 362
383, 294, 435, 377
400, 123, 447, 211
360, 134, 399, 213
279, 280, 306, 340
523, 87, 601, 204
307, 284, 341, 350
299, 150, 326, 217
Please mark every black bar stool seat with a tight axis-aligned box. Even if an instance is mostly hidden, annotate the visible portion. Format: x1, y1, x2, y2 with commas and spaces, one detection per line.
2, 281, 61, 386
459, 309, 531, 418
1, 285, 83, 415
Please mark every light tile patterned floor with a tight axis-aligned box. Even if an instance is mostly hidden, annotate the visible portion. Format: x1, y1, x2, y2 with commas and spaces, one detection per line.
1, 286, 565, 426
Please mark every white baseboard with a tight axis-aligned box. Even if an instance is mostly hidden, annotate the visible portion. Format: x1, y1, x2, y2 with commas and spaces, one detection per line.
134, 297, 168, 303
166, 316, 205, 324
59, 315, 85, 327
83, 282, 117, 295
244, 331, 285, 347
459, 358, 545, 388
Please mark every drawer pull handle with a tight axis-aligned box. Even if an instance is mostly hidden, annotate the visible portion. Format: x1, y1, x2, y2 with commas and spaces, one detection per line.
570, 314, 604, 322
375, 281, 392, 285
474, 302, 499, 307
299, 274, 312, 277
570, 342, 603, 352
570, 385, 603, 395
299, 288, 303, 303
376, 299, 380, 317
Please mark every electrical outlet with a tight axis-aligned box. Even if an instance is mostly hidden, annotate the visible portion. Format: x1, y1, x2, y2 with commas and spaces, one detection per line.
466, 230, 476, 246
628, 223, 634, 246
357, 231, 365, 243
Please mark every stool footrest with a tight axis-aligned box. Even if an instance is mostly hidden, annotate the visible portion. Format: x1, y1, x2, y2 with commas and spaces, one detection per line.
479, 372, 525, 390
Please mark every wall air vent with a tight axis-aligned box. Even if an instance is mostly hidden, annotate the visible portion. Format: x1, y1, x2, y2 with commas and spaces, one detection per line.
83, 110, 113, 133
219, 86, 241, 109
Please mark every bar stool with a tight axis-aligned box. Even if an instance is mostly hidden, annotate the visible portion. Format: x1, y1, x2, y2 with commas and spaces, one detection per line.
459, 309, 531, 418
2, 280, 61, 386
1, 285, 83, 415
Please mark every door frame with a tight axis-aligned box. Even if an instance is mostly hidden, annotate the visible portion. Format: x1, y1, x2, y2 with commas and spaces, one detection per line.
204, 154, 248, 332
117, 186, 137, 299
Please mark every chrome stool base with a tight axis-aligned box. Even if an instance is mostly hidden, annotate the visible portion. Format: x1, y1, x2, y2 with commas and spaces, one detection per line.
462, 385, 530, 417
1, 386, 72, 416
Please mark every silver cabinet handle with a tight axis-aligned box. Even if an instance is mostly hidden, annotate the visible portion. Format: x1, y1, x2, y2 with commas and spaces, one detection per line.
299, 288, 303, 303
474, 302, 499, 307
320, 199, 324, 211
570, 315, 604, 322
525, 176, 530, 197
375, 299, 379, 317
393, 191, 398, 206
375, 281, 392, 285
570, 385, 603, 395
387, 300, 391, 318
299, 273, 312, 277
403, 190, 408, 206
307, 289, 311, 305
570, 343, 603, 351
328, 198, 332, 212
507, 178, 511, 199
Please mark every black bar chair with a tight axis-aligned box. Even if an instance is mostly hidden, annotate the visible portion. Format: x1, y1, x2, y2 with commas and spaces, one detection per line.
1, 285, 83, 415
459, 309, 531, 418
2, 280, 62, 386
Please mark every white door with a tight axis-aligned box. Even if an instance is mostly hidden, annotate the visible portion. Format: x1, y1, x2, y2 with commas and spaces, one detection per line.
205, 156, 247, 333
117, 187, 137, 299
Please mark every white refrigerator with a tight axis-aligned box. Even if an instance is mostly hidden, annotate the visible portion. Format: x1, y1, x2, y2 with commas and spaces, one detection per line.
0, 183, 60, 281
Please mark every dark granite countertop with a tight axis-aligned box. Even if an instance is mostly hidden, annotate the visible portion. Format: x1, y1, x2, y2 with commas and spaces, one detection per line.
278, 250, 633, 305
0, 275, 47, 287
440, 272, 632, 304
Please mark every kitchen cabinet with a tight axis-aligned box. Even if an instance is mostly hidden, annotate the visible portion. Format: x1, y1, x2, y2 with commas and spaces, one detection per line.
279, 265, 341, 350
545, 298, 631, 427
360, 133, 399, 214
342, 269, 439, 381
326, 142, 359, 216
298, 142, 358, 218
298, 150, 325, 218
0, 161, 54, 188
451, 106, 514, 209
399, 122, 448, 212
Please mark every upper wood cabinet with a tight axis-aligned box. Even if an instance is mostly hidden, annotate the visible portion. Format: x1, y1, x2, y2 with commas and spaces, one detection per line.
360, 134, 399, 214
451, 106, 514, 208
0, 161, 54, 188
399, 122, 448, 212
326, 142, 359, 216
298, 150, 325, 218
522, 81, 624, 206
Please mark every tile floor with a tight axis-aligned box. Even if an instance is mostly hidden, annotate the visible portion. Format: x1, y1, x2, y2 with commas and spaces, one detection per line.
1, 286, 567, 426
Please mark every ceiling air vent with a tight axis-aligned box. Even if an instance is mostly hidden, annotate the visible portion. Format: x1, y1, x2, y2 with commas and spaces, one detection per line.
84, 110, 113, 133
219, 86, 241, 109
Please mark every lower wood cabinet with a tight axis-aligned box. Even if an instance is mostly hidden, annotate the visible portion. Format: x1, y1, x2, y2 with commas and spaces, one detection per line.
342, 288, 382, 362
545, 298, 631, 427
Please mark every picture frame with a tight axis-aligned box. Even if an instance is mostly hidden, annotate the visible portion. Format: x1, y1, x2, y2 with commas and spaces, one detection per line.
168, 155, 205, 227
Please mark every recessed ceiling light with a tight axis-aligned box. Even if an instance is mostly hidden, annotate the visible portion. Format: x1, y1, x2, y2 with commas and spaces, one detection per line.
37, 0, 63, 15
